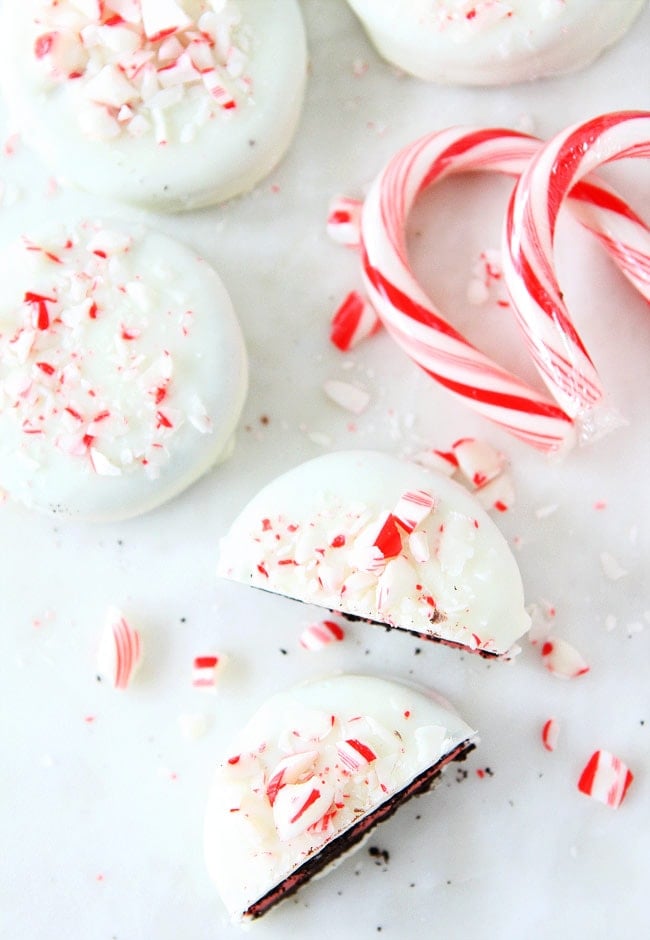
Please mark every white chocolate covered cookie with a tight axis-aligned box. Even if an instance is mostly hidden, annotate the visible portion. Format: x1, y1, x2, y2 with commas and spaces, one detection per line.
0, 0, 307, 210
218, 450, 530, 657
204, 674, 476, 921
345, 0, 646, 85
0, 219, 248, 520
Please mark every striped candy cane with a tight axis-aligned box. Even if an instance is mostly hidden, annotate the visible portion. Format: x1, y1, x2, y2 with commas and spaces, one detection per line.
358, 124, 650, 452
503, 110, 650, 442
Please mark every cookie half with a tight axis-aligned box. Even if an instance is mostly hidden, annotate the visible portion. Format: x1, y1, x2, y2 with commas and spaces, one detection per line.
204, 673, 477, 922
218, 450, 530, 657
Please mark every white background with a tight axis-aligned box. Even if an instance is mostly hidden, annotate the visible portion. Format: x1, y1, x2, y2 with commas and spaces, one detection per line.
1, 2, 649, 938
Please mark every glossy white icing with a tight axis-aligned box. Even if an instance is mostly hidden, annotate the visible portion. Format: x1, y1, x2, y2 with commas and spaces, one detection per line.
0, 0, 307, 209
204, 674, 476, 922
0, 219, 248, 520
346, 0, 645, 85
218, 450, 530, 656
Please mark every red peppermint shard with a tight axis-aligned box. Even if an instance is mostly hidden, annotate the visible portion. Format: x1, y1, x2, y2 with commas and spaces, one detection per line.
330, 290, 381, 351
373, 513, 403, 559
577, 750, 634, 808
541, 636, 589, 679
299, 619, 345, 651
96, 606, 142, 690
541, 718, 560, 752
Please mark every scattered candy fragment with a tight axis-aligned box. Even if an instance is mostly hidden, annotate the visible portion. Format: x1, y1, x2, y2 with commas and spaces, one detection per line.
452, 438, 504, 488
178, 713, 209, 740
416, 438, 514, 512
577, 750, 634, 808
192, 654, 228, 692
330, 290, 382, 351
541, 637, 589, 679
326, 196, 362, 247
323, 379, 370, 414
600, 552, 628, 581
473, 471, 515, 513
299, 619, 345, 651
541, 718, 560, 752
96, 606, 142, 690
466, 249, 508, 307
392, 488, 436, 532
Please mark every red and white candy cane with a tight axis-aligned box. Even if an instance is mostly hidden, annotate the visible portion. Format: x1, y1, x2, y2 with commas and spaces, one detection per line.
503, 110, 650, 441
358, 125, 650, 452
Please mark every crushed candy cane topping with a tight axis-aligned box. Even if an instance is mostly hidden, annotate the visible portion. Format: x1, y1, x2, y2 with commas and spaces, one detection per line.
223, 706, 453, 845
218, 452, 530, 657
221, 494, 526, 655
205, 675, 477, 921
414, 437, 515, 513
31, 0, 254, 144
0, 221, 215, 481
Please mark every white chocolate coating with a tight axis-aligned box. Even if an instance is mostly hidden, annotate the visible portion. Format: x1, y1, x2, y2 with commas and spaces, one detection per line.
204, 674, 476, 922
346, 0, 646, 85
0, 219, 248, 521
0, 1, 307, 210
218, 450, 530, 656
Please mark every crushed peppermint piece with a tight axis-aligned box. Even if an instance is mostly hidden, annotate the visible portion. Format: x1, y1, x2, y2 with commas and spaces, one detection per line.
326, 196, 362, 248
466, 249, 507, 306
330, 290, 382, 351
414, 438, 514, 512
599, 552, 628, 581
192, 653, 228, 691
577, 750, 634, 808
31, 0, 254, 145
306, 430, 332, 447
266, 751, 319, 807
474, 471, 515, 513
336, 738, 377, 772
273, 778, 335, 841
526, 601, 555, 645
299, 619, 345, 651
392, 489, 435, 533
96, 605, 142, 689
178, 712, 209, 740
627, 621, 644, 637
604, 613, 617, 632
452, 437, 505, 487
540, 637, 589, 679
541, 718, 560, 752
323, 379, 370, 415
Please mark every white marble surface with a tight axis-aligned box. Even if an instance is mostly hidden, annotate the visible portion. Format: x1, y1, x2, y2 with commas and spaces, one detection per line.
1, 3, 649, 938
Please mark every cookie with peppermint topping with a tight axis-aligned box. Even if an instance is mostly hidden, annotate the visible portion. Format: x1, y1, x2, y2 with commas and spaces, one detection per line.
0, 218, 247, 519
0, 0, 307, 210
218, 450, 530, 657
204, 673, 476, 921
